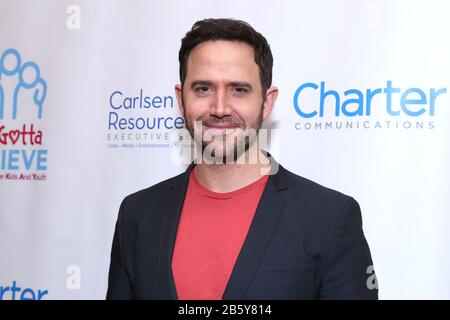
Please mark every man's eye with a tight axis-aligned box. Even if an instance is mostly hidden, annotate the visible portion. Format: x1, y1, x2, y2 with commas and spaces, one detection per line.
233, 87, 249, 94
195, 86, 211, 94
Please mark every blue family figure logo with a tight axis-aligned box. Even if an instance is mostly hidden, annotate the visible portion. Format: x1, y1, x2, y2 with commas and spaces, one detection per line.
0, 48, 47, 120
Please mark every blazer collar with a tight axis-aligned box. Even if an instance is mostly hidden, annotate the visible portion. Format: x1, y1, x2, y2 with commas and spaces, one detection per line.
158, 152, 288, 299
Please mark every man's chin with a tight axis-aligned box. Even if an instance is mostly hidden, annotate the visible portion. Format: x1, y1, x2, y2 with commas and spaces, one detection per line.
200, 141, 252, 164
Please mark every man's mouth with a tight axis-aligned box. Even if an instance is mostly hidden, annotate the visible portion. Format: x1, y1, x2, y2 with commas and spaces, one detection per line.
204, 123, 237, 129
203, 124, 240, 137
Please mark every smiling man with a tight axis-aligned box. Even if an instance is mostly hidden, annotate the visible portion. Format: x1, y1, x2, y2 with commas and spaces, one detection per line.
107, 18, 378, 300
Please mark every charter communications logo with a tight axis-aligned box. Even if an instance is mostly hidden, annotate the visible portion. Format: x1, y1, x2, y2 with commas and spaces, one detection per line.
0, 48, 47, 181
293, 81, 447, 130
106, 89, 184, 149
0, 280, 48, 300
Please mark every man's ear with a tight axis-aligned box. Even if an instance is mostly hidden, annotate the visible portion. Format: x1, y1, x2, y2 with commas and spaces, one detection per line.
262, 86, 279, 120
175, 84, 184, 116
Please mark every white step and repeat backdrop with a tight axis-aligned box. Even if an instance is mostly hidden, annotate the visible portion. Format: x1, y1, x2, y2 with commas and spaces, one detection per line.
1, 0, 449, 299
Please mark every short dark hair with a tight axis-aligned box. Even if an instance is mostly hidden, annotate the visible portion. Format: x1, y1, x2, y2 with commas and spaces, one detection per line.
179, 18, 273, 97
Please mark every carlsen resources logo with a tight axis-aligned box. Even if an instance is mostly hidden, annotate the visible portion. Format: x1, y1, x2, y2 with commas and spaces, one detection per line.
293, 81, 447, 130
0, 48, 48, 181
106, 89, 185, 149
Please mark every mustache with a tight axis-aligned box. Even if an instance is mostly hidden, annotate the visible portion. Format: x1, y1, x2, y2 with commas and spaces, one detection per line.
199, 117, 244, 127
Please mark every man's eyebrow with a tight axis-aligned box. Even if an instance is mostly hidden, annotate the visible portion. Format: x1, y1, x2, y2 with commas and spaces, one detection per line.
190, 80, 253, 91
190, 80, 214, 89
228, 81, 253, 91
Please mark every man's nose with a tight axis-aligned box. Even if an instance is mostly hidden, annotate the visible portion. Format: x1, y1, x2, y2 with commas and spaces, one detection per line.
209, 90, 231, 118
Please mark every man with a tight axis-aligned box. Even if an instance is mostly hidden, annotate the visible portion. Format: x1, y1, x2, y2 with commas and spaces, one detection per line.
107, 18, 378, 300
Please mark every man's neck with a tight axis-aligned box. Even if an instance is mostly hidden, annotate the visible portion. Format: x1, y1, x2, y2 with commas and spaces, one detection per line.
194, 148, 271, 193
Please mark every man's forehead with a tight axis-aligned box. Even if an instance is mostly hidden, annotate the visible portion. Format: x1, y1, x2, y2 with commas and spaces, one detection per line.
185, 40, 259, 80
191, 39, 254, 51
188, 40, 255, 64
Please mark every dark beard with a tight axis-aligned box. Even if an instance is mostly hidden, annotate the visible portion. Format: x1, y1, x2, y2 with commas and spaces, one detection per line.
183, 103, 264, 164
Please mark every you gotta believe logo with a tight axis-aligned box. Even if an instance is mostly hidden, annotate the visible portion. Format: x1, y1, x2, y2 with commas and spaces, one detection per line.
0, 48, 47, 181
106, 89, 185, 149
293, 81, 447, 130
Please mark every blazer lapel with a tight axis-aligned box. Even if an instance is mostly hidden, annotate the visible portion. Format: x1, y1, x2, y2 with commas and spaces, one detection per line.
222, 163, 288, 300
158, 164, 194, 300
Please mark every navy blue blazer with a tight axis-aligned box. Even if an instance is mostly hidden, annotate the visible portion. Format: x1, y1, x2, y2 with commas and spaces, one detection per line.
107, 159, 377, 300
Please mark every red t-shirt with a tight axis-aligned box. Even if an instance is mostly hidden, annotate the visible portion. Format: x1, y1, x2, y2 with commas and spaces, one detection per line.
172, 168, 269, 300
